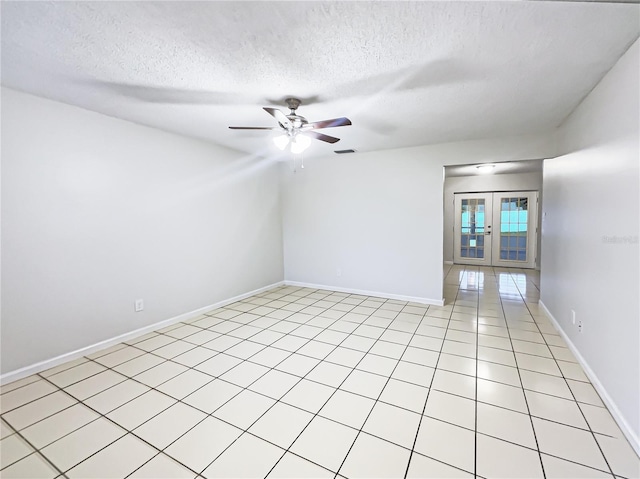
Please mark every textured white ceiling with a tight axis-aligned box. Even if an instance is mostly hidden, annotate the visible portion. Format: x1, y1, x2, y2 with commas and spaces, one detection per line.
2, 1, 639, 158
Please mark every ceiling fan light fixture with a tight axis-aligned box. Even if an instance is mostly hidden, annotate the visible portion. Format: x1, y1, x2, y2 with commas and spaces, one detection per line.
290, 134, 311, 154
273, 134, 289, 150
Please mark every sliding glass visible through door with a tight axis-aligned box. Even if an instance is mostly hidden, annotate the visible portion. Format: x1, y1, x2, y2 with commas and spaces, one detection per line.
454, 191, 538, 268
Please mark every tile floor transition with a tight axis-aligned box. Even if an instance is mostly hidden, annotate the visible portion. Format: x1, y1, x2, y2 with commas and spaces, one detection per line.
1, 265, 639, 478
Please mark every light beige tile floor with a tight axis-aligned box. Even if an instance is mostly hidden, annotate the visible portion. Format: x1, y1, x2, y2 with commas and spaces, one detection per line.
1, 265, 639, 478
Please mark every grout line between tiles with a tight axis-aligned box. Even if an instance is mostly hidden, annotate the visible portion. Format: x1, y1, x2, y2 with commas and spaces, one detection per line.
0, 279, 628, 478
474, 267, 480, 478
261, 297, 425, 477
0, 415, 68, 478
333, 305, 433, 476
507, 269, 618, 477
403, 263, 466, 478
18, 285, 321, 477
495, 267, 547, 479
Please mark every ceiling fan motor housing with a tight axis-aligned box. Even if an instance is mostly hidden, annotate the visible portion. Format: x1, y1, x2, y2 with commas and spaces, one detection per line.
284, 98, 306, 129
285, 97, 301, 112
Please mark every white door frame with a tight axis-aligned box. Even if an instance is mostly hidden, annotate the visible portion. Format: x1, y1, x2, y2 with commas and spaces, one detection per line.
453, 191, 539, 269
491, 191, 538, 269
453, 193, 493, 267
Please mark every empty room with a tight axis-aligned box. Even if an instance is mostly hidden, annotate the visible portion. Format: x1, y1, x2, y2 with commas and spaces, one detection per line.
1, 1, 639, 478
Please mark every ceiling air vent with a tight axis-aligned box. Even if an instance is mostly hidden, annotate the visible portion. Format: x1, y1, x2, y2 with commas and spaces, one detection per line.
334, 149, 356, 154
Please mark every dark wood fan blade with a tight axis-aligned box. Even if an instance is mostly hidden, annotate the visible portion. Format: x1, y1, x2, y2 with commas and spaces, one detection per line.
306, 131, 341, 144
308, 117, 352, 129
229, 126, 278, 130
263, 107, 292, 129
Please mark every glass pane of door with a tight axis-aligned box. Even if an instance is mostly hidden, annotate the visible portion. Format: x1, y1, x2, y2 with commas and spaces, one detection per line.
460, 198, 486, 259
454, 193, 493, 266
498, 196, 528, 262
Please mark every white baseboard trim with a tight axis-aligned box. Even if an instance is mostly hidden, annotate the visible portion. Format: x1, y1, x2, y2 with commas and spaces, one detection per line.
539, 300, 640, 457
0, 281, 285, 386
444, 261, 454, 265
284, 280, 445, 306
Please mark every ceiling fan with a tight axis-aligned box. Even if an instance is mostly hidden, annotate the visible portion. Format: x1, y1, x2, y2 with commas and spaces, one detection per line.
229, 98, 351, 153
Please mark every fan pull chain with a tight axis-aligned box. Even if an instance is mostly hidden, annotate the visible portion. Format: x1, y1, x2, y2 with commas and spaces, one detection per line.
292, 152, 305, 173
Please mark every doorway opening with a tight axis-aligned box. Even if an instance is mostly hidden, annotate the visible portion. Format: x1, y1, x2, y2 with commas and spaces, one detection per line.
443, 160, 543, 270
454, 191, 538, 268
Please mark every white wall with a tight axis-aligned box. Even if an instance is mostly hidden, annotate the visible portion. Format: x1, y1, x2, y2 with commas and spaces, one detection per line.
1, 88, 284, 374
282, 133, 556, 303
443, 171, 543, 266
541, 39, 639, 445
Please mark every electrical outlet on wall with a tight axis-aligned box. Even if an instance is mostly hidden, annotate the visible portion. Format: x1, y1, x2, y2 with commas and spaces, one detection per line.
135, 299, 144, 312
578, 320, 583, 333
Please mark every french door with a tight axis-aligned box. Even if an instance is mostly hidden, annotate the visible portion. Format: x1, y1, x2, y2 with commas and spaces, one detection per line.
453, 191, 538, 268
